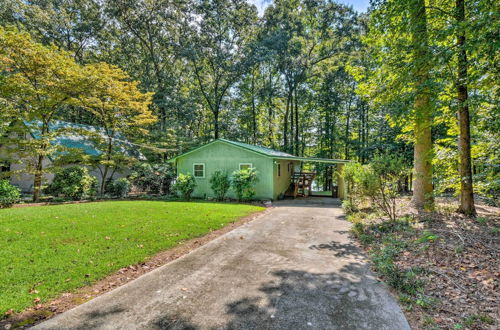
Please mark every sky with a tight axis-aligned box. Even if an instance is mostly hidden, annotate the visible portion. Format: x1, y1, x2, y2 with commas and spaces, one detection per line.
247, 0, 370, 15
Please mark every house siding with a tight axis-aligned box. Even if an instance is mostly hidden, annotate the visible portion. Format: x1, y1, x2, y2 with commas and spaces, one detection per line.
272, 159, 300, 199
175, 141, 274, 200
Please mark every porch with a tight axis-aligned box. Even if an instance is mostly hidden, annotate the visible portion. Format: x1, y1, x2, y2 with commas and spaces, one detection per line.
275, 157, 349, 200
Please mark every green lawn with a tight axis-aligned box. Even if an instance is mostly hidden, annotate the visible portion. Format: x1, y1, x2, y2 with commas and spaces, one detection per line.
0, 201, 263, 314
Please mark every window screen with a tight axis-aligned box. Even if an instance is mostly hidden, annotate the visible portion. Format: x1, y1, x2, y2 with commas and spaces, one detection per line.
193, 163, 205, 177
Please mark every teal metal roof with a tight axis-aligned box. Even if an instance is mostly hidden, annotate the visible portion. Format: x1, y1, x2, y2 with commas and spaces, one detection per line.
26, 120, 144, 159
219, 139, 294, 158
167, 139, 349, 164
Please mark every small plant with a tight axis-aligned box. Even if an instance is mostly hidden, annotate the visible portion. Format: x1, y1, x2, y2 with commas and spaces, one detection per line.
109, 178, 131, 198
416, 231, 439, 243
209, 170, 231, 201
476, 216, 489, 225
45, 166, 97, 201
231, 168, 258, 201
0, 179, 20, 208
173, 173, 197, 200
342, 199, 357, 214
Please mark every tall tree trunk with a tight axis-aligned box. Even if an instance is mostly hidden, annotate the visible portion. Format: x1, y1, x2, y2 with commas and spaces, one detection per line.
294, 87, 299, 155
344, 98, 351, 160
32, 122, 49, 202
290, 89, 295, 153
283, 88, 292, 150
267, 70, 275, 148
213, 108, 220, 139
456, 0, 476, 215
32, 154, 44, 202
100, 136, 114, 195
251, 72, 257, 144
410, 0, 434, 210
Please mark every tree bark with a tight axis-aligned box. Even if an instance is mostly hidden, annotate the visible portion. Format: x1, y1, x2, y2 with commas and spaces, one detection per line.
294, 87, 299, 155
456, 0, 476, 215
32, 154, 44, 202
32, 121, 49, 202
410, 0, 434, 210
251, 72, 257, 143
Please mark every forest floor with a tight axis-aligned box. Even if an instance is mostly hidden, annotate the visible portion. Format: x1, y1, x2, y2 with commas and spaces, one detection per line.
349, 196, 499, 330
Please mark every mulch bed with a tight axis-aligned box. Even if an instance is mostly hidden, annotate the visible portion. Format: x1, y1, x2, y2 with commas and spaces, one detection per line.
0, 208, 270, 329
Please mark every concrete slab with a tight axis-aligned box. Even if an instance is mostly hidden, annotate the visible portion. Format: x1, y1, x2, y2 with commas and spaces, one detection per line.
35, 198, 409, 330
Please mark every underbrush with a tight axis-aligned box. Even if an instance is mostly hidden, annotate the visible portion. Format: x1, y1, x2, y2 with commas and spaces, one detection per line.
349, 204, 499, 329
352, 218, 435, 311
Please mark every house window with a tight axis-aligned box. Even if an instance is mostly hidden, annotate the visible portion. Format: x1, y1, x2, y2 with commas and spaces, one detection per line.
278, 163, 281, 177
239, 163, 252, 171
193, 163, 205, 178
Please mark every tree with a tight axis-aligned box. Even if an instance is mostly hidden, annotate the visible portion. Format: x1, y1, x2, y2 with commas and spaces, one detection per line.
0, 27, 86, 201
454, 0, 475, 215
407, 0, 434, 210
0, 0, 105, 63
182, 0, 258, 139
78, 62, 156, 194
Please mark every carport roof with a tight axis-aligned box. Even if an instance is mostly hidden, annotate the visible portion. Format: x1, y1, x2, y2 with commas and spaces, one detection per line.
167, 139, 350, 164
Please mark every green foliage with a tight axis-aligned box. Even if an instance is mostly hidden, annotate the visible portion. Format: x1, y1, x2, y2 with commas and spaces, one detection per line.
345, 155, 408, 221
231, 168, 258, 201
0, 201, 263, 315
0, 179, 20, 208
108, 178, 131, 198
45, 166, 97, 201
475, 216, 489, 225
416, 231, 439, 244
209, 170, 231, 201
129, 163, 174, 195
173, 173, 197, 200
342, 199, 356, 214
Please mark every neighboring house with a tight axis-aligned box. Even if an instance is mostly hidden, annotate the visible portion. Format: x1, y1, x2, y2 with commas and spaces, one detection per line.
0, 120, 142, 193
167, 139, 349, 200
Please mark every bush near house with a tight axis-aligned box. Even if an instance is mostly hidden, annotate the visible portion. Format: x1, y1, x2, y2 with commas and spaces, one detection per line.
231, 168, 258, 201
210, 170, 231, 201
173, 173, 196, 200
45, 166, 97, 201
129, 163, 174, 195
108, 178, 131, 198
0, 179, 20, 208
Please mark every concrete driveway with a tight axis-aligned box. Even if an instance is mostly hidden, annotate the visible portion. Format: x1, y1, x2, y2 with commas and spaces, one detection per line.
35, 198, 409, 330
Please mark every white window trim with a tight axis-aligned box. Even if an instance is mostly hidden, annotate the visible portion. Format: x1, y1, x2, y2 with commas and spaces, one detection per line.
193, 163, 205, 178
239, 163, 253, 170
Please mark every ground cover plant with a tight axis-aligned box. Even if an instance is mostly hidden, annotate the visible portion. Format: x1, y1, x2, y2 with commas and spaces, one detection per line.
0, 201, 263, 315
349, 198, 499, 329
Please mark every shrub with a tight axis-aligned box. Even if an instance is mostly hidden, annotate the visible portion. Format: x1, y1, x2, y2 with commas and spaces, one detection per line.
0, 179, 20, 208
109, 178, 131, 198
45, 166, 97, 200
231, 168, 259, 201
129, 163, 175, 195
342, 199, 356, 214
209, 170, 231, 201
344, 155, 409, 221
173, 173, 196, 200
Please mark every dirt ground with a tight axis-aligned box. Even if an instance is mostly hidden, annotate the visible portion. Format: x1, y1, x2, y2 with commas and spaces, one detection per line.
363, 197, 499, 330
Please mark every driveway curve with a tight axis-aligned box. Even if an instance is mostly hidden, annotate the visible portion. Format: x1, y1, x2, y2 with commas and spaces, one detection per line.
35, 198, 409, 330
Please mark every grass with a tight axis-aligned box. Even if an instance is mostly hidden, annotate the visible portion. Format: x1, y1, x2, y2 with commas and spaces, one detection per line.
0, 200, 264, 314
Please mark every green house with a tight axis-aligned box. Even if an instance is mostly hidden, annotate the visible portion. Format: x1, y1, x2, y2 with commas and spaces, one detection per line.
167, 139, 348, 200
